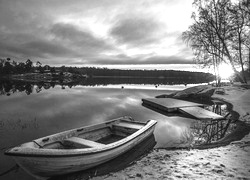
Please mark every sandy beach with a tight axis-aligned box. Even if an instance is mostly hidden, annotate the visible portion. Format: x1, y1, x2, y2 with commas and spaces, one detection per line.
90, 84, 250, 180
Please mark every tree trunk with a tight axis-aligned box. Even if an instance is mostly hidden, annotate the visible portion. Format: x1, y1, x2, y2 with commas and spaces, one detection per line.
222, 40, 246, 83
249, 48, 250, 73
238, 32, 247, 83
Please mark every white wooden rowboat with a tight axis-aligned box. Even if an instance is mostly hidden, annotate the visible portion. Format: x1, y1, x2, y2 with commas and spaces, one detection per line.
5, 116, 157, 178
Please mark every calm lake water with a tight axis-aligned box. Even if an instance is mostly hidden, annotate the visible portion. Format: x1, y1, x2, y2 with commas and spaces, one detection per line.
0, 83, 234, 180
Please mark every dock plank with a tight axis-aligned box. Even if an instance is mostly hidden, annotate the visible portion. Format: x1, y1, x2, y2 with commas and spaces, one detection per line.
142, 98, 204, 112
179, 106, 224, 120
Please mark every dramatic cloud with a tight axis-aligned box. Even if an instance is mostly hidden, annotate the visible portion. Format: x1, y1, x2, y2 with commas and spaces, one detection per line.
0, 0, 194, 67
70, 53, 192, 66
110, 16, 164, 46
50, 23, 114, 54
0, 32, 76, 60
23, 40, 76, 57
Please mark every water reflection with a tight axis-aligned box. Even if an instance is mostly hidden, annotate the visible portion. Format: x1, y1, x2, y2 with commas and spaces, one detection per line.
0, 80, 57, 96
154, 117, 195, 149
0, 78, 207, 96
0, 82, 236, 180
0, 118, 39, 131
154, 117, 237, 149
190, 101, 237, 147
143, 98, 238, 149
0, 85, 184, 180
190, 118, 236, 146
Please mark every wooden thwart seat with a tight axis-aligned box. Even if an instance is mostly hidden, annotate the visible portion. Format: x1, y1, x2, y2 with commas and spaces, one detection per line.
113, 122, 144, 130
63, 137, 105, 148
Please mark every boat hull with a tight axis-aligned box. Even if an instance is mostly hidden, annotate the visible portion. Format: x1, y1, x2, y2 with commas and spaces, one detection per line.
10, 120, 156, 177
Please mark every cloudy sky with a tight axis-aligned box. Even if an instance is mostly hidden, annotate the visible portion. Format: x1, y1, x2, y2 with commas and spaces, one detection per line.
0, 0, 196, 69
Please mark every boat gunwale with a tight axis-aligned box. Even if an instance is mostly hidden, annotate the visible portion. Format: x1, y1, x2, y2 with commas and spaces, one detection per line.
5, 118, 157, 157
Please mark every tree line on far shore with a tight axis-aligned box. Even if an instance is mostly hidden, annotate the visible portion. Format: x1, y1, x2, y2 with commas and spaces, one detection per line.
0, 58, 215, 82
0, 58, 56, 75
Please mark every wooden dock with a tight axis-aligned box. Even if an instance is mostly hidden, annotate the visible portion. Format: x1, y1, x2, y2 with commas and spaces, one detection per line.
142, 98, 204, 112
179, 106, 224, 120
142, 98, 224, 120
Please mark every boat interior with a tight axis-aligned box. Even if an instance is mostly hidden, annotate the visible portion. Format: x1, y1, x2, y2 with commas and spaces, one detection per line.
33, 120, 145, 150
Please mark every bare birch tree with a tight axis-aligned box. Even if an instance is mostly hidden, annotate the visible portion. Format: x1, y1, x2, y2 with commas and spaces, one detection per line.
183, 0, 249, 84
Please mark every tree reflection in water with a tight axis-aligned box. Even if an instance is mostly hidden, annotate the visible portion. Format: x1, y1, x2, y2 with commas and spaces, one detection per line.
191, 118, 236, 146
0, 76, 211, 96
191, 101, 237, 146
0, 80, 61, 96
